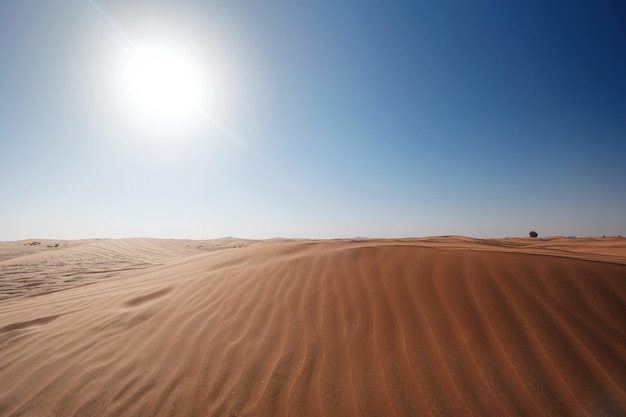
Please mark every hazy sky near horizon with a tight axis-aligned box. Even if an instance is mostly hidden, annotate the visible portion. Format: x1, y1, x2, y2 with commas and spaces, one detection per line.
1, 0, 625, 240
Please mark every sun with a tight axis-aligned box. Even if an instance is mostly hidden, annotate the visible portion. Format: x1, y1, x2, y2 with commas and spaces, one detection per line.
120, 45, 203, 128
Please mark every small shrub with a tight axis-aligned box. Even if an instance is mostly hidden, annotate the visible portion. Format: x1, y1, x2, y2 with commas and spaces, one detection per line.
529, 231, 538, 238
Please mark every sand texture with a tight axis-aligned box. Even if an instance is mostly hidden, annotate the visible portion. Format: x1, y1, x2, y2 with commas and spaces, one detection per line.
0, 236, 625, 416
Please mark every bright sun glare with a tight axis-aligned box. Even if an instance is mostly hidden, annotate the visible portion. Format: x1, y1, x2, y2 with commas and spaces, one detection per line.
121, 45, 203, 128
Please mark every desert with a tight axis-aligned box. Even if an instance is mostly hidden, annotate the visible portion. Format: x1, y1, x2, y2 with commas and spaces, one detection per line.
3, 1, 625, 416
0, 236, 624, 416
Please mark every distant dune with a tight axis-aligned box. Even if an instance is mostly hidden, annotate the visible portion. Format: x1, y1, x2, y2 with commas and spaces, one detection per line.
0, 237, 625, 416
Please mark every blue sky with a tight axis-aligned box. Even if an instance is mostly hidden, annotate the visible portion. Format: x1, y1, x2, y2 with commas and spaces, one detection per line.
1, 0, 625, 239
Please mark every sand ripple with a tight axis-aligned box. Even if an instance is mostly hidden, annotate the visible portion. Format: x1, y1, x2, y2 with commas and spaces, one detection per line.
0, 238, 625, 416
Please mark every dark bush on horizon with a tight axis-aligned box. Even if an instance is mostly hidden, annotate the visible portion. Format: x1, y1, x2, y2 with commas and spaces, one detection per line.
529, 231, 538, 238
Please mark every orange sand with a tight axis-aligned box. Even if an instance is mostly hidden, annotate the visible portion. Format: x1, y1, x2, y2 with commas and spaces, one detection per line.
0, 236, 625, 416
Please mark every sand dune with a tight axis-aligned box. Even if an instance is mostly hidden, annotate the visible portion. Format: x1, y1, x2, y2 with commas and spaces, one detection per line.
0, 238, 259, 300
0, 237, 625, 416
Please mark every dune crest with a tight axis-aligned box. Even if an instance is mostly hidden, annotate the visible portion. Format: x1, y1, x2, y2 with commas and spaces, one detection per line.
0, 238, 625, 416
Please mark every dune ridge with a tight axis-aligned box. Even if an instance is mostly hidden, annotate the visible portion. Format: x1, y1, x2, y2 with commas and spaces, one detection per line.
0, 238, 625, 416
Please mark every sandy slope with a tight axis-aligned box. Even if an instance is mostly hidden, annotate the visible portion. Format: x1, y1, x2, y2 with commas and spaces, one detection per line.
0, 238, 258, 300
0, 237, 625, 417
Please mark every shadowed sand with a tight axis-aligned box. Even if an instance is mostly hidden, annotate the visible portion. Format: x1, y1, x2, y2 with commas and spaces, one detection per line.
0, 237, 625, 416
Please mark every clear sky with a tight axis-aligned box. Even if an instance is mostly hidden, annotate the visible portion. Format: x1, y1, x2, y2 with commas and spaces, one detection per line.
1, 0, 625, 240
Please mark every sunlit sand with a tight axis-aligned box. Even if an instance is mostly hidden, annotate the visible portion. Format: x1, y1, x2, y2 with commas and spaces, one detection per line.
1, 236, 625, 416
